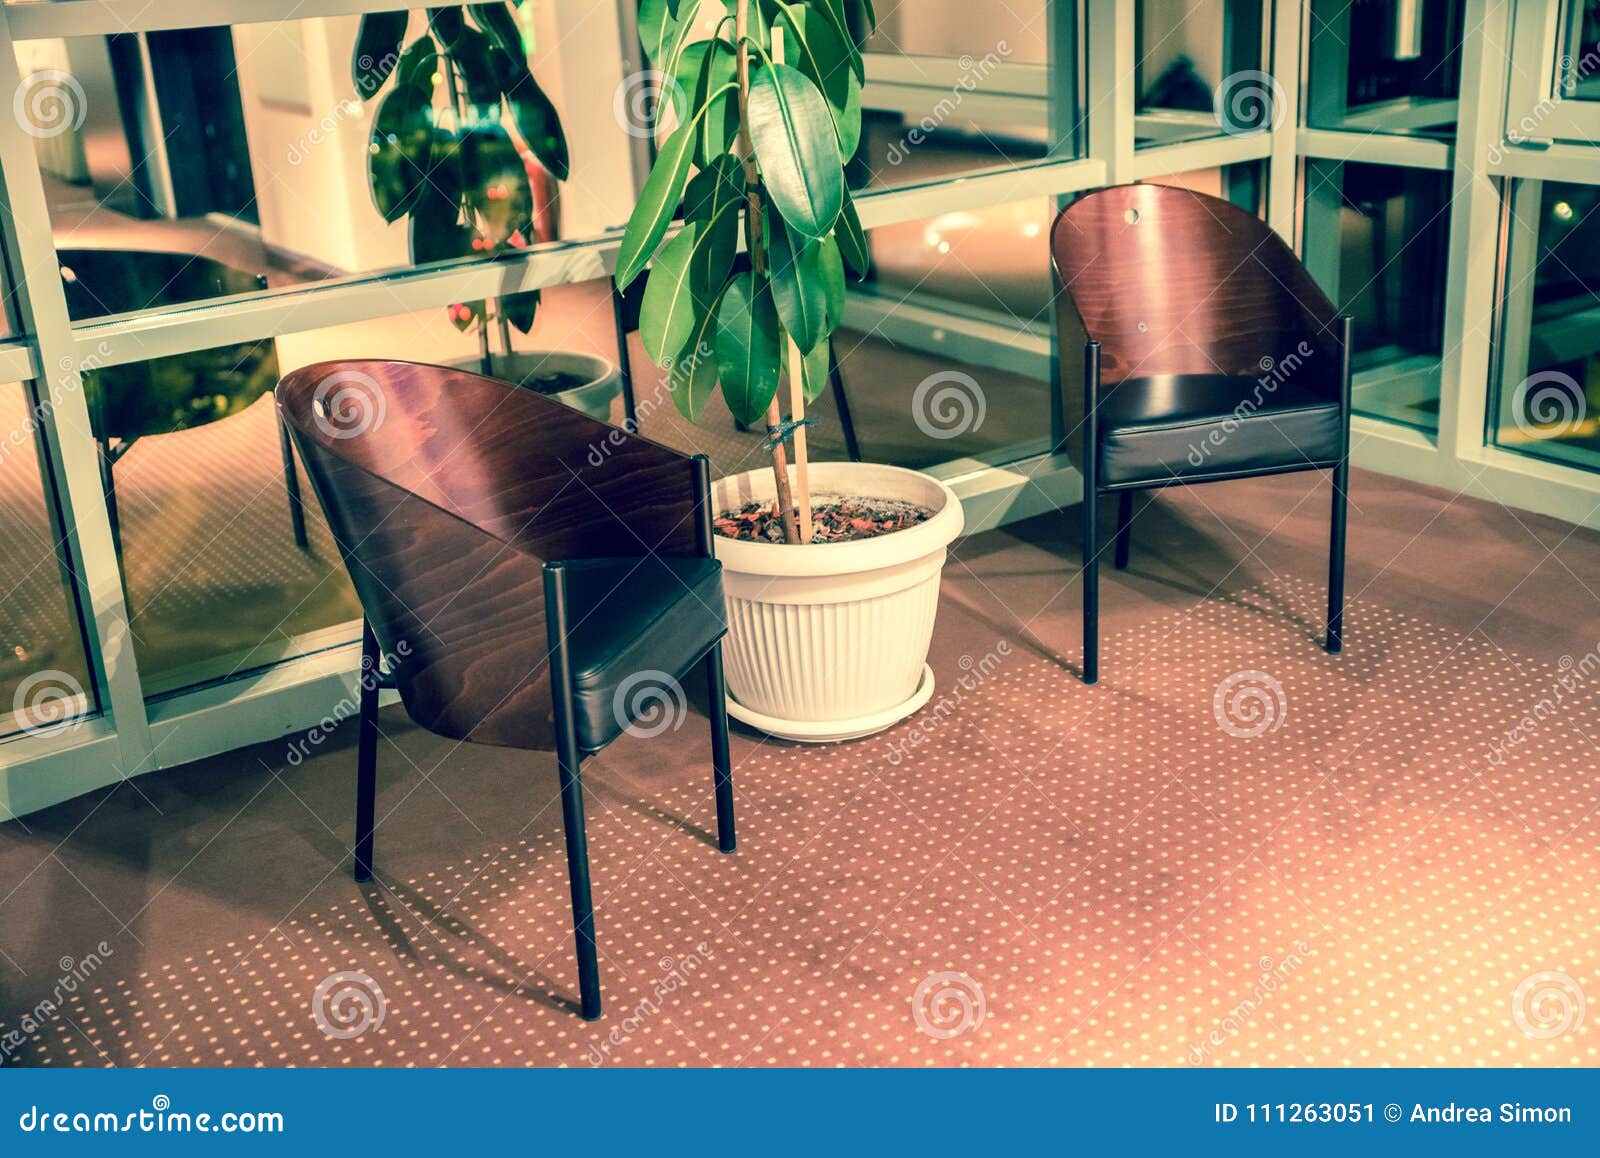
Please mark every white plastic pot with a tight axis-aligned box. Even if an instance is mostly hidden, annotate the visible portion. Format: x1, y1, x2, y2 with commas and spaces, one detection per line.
711, 461, 965, 742
448, 349, 621, 421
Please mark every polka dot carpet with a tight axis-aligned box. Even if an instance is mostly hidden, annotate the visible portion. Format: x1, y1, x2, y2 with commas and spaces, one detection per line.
3, 560, 1596, 1067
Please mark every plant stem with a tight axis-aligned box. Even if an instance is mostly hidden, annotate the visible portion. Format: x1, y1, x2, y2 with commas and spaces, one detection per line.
736, 0, 799, 545
443, 47, 502, 375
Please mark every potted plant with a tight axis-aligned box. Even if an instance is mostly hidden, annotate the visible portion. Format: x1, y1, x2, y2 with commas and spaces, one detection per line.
618, 0, 963, 741
354, 4, 620, 420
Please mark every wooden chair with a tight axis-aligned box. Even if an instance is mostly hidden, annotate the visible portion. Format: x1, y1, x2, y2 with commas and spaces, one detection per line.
1049, 184, 1353, 683
276, 360, 736, 1020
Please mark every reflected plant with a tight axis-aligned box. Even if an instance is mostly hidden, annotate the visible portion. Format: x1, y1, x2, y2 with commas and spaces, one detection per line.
619, 0, 874, 543
353, 4, 569, 366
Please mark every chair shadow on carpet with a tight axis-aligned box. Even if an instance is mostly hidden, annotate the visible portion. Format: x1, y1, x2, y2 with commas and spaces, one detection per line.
359, 875, 585, 1018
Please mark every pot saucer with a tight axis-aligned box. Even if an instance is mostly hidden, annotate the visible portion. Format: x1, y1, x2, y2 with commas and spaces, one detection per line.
724, 664, 936, 743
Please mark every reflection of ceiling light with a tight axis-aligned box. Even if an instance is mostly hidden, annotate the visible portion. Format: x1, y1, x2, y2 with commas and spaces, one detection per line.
923, 211, 983, 253
1552, 200, 1574, 222
1022, 221, 1041, 238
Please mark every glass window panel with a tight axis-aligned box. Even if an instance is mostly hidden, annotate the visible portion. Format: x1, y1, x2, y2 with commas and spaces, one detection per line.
838, 198, 1056, 469
1491, 180, 1600, 473
0, 380, 97, 739
18, 9, 620, 321
1306, 0, 1464, 138
1136, 0, 1268, 148
854, 0, 1075, 191
1559, 0, 1600, 101
1301, 160, 1451, 433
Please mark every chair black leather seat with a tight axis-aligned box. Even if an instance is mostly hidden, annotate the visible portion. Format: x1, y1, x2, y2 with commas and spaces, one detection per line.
563, 555, 727, 752
1098, 373, 1344, 488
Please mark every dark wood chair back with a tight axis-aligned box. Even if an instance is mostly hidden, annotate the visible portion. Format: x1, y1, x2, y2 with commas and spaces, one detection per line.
1049, 184, 1341, 465
276, 359, 703, 750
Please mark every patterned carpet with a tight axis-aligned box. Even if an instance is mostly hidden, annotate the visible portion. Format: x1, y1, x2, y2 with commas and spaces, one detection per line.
3, 496, 1597, 1065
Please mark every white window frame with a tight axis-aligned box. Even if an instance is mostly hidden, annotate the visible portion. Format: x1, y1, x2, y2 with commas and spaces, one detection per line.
1506, 0, 1600, 146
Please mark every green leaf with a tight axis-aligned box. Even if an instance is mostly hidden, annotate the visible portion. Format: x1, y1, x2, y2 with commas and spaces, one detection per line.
428, 7, 467, 51
771, 3, 854, 124
847, 0, 877, 35
716, 271, 782, 425
501, 57, 570, 179
667, 287, 726, 422
501, 288, 540, 335
814, 233, 846, 330
449, 25, 504, 108
640, 156, 742, 366
835, 189, 870, 277
409, 181, 475, 265
395, 35, 439, 90
470, 3, 524, 62
747, 61, 843, 240
837, 70, 861, 160
765, 208, 829, 353
638, 0, 693, 72
798, 332, 833, 403
351, 12, 410, 97
616, 120, 696, 290
369, 84, 435, 222
678, 37, 739, 167
639, 225, 703, 367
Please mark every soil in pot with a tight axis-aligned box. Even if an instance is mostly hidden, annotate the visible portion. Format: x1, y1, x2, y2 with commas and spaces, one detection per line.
515, 369, 592, 395
715, 495, 933, 544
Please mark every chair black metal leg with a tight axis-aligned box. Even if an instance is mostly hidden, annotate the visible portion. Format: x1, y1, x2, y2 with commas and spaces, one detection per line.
98, 441, 122, 558
279, 416, 309, 550
554, 702, 602, 1020
1083, 490, 1099, 685
609, 281, 639, 430
1113, 491, 1133, 571
1325, 456, 1348, 654
704, 644, 736, 853
545, 563, 602, 1020
1080, 340, 1101, 685
354, 621, 379, 883
828, 340, 862, 463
